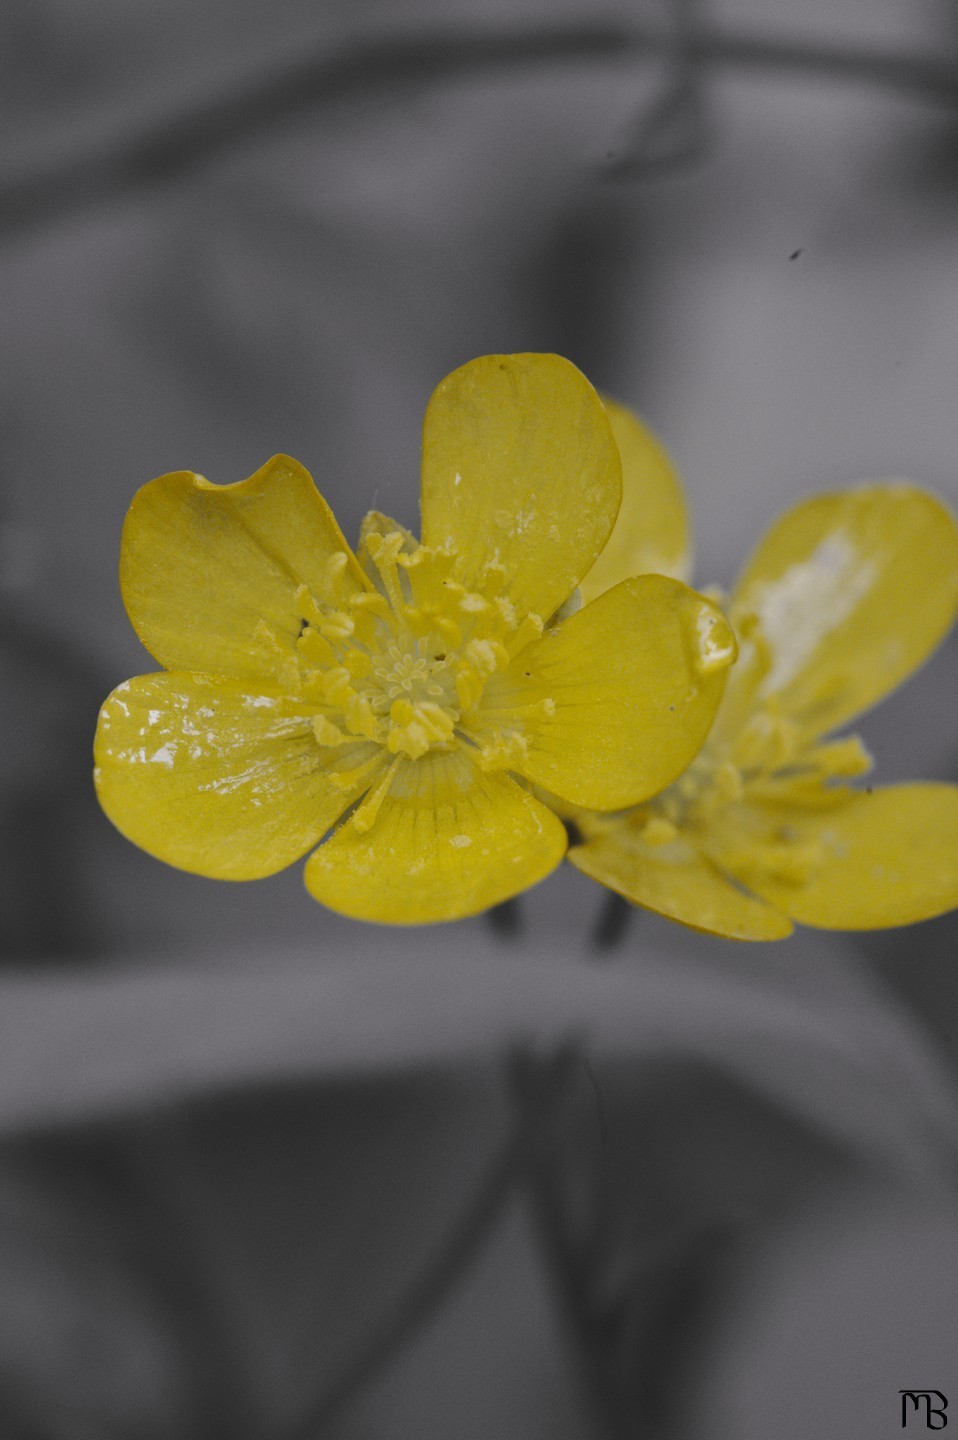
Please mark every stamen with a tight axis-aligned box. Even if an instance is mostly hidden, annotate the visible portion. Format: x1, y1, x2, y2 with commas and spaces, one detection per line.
312, 715, 351, 747
476, 728, 529, 772
713, 760, 744, 802
325, 750, 383, 792
387, 698, 457, 760
455, 663, 485, 712
479, 559, 508, 596
734, 706, 802, 772
317, 611, 355, 643
344, 649, 373, 681
436, 616, 462, 647
343, 693, 377, 739
641, 816, 679, 847
299, 526, 554, 781
324, 550, 352, 603
298, 627, 337, 666
400, 605, 432, 638
350, 591, 392, 620
295, 584, 326, 626
727, 836, 824, 885
464, 638, 507, 679
798, 734, 872, 780
459, 593, 491, 615
364, 530, 409, 612
352, 757, 401, 834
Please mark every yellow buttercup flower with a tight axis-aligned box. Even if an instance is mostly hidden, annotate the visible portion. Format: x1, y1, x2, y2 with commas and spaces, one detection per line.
570, 398, 958, 940
94, 355, 736, 925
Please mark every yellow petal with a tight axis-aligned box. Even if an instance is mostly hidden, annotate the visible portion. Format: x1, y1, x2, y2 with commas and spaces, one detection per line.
478, 576, 737, 810
121, 455, 369, 681
569, 818, 793, 941
578, 396, 691, 604
303, 749, 567, 924
730, 485, 958, 738
735, 784, 958, 930
419, 354, 621, 622
94, 672, 369, 879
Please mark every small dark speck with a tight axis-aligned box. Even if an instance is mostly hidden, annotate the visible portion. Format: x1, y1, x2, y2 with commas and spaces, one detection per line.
865, 785, 873, 794
525, 671, 531, 677
668, 704, 675, 712
434, 653, 445, 661
788, 248, 804, 261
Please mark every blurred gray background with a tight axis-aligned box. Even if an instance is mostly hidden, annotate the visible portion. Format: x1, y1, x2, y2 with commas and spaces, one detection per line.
2, 1, 958, 1436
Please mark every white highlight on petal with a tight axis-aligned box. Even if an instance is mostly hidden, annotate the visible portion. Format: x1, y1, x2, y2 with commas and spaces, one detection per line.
749, 532, 877, 695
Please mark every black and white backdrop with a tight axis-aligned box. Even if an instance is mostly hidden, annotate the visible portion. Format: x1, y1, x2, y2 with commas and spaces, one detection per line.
2, 1, 958, 1435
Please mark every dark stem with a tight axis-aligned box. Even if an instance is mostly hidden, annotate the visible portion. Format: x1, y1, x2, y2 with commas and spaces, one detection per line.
592, 891, 634, 952
280, 1041, 580, 1440
608, 0, 710, 179
486, 895, 523, 938
511, 1052, 635, 1440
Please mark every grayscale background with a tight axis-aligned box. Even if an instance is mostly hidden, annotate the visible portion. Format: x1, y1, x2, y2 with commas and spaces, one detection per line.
2, 0, 958, 1436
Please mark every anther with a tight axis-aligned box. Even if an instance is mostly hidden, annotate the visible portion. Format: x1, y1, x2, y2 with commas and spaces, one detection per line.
352, 758, 400, 833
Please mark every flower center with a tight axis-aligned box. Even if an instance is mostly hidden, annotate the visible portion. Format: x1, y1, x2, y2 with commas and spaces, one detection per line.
370, 644, 447, 710
266, 525, 546, 770
636, 699, 872, 885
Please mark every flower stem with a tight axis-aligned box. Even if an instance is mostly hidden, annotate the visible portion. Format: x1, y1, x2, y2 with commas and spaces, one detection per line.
511, 1052, 635, 1440
486, 895, 523, 938
592, 892, 634, 952
280, 1042, 580, 1440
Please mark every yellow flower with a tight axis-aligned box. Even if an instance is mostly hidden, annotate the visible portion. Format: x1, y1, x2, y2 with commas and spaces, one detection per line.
94, 355, 736, 924
570, 398, 958, 940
